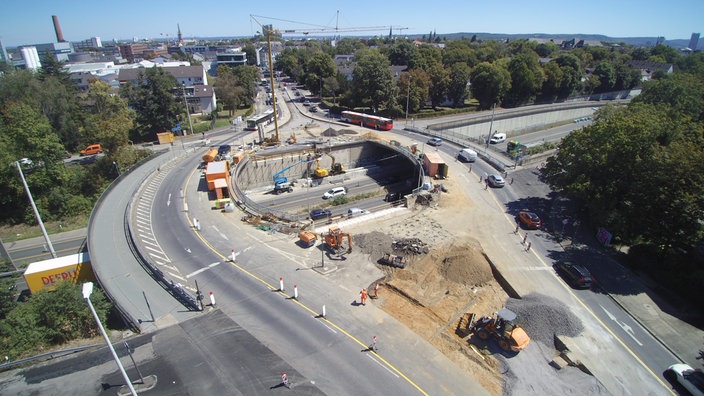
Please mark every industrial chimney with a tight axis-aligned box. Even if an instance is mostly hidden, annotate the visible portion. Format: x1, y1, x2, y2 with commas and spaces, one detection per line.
52, 15, 65, 42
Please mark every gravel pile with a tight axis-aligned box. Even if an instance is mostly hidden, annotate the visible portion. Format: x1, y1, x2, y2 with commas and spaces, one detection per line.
505, 293, 584, 346
354, 231, 394, 259
392, 238, 430, 255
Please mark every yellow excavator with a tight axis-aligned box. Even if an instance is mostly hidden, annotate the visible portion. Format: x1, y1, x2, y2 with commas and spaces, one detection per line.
329, 154, 345, 175
313, 159, 329, 178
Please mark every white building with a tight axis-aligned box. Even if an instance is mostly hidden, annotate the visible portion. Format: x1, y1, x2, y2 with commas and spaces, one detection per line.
20, 46, 41, 70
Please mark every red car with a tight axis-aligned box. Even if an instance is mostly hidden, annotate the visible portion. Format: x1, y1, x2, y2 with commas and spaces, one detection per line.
518, 210, 541, 229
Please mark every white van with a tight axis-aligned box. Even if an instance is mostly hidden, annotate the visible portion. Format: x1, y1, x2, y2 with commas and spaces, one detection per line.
323, 186, 347, 199
489, 133, 507, 144
458, 148, 477, 162
347, 208, 369, 217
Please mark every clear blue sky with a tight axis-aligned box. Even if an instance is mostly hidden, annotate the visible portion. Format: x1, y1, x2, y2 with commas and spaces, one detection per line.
0, 0, 702, 47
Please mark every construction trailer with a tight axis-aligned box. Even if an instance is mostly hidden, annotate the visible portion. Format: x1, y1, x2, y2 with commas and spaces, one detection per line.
23, 252, 94, 293
156, 132, 175, 144
423, 151, 448, 179
206, 160, 230, 199
202, 148, 218, 163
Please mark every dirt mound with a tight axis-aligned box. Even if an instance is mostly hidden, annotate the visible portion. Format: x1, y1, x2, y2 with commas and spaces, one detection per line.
321, 128, 358, 137
506, 293, 584, 346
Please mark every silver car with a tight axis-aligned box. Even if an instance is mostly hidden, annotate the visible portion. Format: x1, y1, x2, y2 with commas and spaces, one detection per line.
487, 174, 505, 188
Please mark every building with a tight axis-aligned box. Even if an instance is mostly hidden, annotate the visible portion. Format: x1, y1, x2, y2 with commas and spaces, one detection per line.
19, 46, 41, 70
118, 64, 216, 115
73, 37, 103, 51
215, 51, 247, 68
688, 33, 700, 51
626, 60, 674, 81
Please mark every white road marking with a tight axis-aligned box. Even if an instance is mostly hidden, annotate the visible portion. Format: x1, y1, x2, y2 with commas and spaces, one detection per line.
187, 262, 222, 278
600, 305, 643, 346
168, 272, 186, 281
366, 354, 399, 377
211, 225, 229, 241
318, 321, 337, 334
167, 193, 171, 207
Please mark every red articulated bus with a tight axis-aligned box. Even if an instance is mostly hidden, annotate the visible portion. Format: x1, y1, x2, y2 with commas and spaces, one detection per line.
340, 111, 393, 131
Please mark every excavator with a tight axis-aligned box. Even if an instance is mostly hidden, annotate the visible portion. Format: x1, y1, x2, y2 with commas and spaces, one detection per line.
313, 158, 329, 178
323, 226, 352, 255
329, 154, 345, 175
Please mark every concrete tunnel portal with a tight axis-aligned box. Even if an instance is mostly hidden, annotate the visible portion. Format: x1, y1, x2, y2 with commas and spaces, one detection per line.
231, 139, 423, 219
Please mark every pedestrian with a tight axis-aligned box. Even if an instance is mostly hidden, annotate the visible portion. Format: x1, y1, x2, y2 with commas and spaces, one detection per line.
526, 241, 532, 252
192, 217, 197, 229
510, 177, 514, 185
195, 218, 201, 231
484, 180, 488, 190
281, 372, 290, 389
478, 175, 483, 183
374, 284, 380, 298
522, 233, 528, 244
360, 289, 368, 305
514, 223, 520, 234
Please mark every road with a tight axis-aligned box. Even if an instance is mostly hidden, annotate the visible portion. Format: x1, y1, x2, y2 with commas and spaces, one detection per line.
402, 129, 678, 394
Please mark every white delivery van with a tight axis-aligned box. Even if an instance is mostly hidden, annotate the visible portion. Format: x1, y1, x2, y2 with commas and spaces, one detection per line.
489, 133, 507, 144
458, 148, 477, 162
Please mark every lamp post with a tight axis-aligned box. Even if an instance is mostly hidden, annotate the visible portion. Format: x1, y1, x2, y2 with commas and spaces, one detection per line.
405, 75, 412, 125
15, 161, 56, 258
485, 103, 496, 150
82, 282, 137, 395
182, 83, 194, 138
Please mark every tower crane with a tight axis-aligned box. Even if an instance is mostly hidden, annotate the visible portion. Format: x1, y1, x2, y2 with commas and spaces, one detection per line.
250, 14, 407, 144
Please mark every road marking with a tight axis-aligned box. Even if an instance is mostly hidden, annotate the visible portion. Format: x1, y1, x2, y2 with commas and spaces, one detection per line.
167, 193, 171, 207
168, 272, 186, 281
182, 160, 429, 396
211, 225, 229, 241
600, 305, 643, 346
187, 262, 222, 278
318, 321, 337, 334
366, 354, 399, 378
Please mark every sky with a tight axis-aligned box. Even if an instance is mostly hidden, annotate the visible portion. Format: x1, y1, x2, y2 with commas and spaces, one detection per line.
0, 0, 702, 48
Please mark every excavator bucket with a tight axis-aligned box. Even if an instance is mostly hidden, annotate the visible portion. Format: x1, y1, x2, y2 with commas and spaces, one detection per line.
509, 327, 530, 352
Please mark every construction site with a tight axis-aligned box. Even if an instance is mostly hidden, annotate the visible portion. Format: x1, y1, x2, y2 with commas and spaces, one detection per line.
226, 124, 608, 395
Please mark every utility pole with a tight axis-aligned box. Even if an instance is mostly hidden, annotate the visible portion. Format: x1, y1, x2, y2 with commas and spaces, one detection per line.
405, 75, 412, 125
485, 103, 496, 151
15, 161, 56, 258
182, 84, 194, 140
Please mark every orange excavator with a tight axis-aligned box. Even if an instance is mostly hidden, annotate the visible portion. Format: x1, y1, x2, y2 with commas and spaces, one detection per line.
470, 308, 530, 353
323, 226, 352, 255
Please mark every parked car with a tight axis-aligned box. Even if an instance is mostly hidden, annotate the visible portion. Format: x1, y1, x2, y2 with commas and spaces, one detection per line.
427, 137, 442, 146
217, 145, 231, 156
384, 192, 401, 202
664, 364, 704, 396
79, 144, 103, 156
554, 261, 593, 289
486, 174, 505, 188
303, 99, 311, 106
309, 208, 332, 220
347, 208, 370, 217
322, 186, 347, 199
310, 106, 318, 113
518, 210, 541, 229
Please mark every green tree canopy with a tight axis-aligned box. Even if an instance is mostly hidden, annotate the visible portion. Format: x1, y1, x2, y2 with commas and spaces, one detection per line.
351, 50, 394, 113
469, 62, 511, 109
506, 52, 543, 106
120, 67, 181, 141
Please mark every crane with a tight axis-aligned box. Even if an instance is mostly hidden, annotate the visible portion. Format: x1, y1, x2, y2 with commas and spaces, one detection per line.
250, 14, 407, 145
272, 154, 314, 194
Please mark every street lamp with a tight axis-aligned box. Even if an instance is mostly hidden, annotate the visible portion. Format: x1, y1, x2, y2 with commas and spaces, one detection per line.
405, 75, 412, 124
14, 160, 57, 258
182, 83, 194, 138
82, 282, 138, 396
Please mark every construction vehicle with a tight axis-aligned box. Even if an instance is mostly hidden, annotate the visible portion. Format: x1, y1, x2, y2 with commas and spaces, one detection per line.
202, 148, 218, 163
323, 226, 352, 255
313, 159, 329, 178
378, 253, 407, 268
272, 157, 312, 194
469, 308, 530, 353
298, 231, 317, 248
329, 154, 345, 175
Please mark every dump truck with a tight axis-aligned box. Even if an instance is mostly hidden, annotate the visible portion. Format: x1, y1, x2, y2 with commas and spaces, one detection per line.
298, 231, 317, 248
469, 308, 530, 353
379, 253, 407, 268
323, 226, 352, 255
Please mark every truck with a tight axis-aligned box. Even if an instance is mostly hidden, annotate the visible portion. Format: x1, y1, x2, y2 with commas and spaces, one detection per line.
23, 252, 94, 293
273, 156, 313, 194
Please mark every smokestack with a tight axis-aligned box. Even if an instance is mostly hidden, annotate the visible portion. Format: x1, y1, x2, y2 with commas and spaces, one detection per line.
52, 15, 65, 42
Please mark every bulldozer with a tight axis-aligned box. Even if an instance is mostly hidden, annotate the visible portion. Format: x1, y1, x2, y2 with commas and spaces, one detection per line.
323, 226, 352, 255
469, 308, 530, 353
378, 253, 407, 268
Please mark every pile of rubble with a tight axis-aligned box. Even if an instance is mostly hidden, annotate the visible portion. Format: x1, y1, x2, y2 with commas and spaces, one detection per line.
392, 238, 430, 255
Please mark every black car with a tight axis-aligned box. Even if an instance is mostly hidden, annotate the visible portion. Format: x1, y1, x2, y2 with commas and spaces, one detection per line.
217, 145, 231, 156
384, 192, 400, 202
309, 208, 332, 220
555, 261, 593, 289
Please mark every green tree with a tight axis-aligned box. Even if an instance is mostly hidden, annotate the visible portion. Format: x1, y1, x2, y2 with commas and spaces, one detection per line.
554, 54, 583, 97
535, 42, 559, 58
427, 63, 450, 108
388, 40, 416, 66
649, 44, 680, 64
214, 67, 245, 116
469, 62, 511, 109
304, 53, 336, 95
447, 62, 473, 107
351, 50, 394, 113
120, 67, 181, 141
399, 69, 430, 115
506, 52, 543, 105
633, 73, 704, 121
409, 44, 443, 71
83, 80, 134, 154
242, 43, 257, 66
593, 61, 616, 93
542, 103, 704, 249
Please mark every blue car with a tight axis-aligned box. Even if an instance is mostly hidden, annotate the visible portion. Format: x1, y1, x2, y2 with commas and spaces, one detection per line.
309, 209, 332, 220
